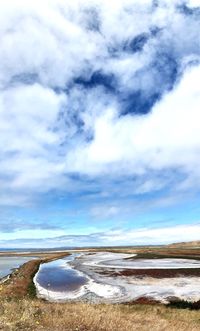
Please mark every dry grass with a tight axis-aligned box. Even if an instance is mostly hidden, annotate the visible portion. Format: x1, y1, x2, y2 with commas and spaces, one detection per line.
0, 298, 199, 331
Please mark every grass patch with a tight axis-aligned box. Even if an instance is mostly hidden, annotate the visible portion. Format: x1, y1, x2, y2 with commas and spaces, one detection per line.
0, 298, 200, 331
27, 262, 40, 298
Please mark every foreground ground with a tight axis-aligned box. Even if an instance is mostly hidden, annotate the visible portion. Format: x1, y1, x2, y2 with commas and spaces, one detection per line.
0, 298, 200, 331
0, 244, 199, 330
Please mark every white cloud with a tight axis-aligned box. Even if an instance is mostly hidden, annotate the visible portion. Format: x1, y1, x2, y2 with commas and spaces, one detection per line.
102, 223, 200, 245
187, 0, 200, 7
0, 0, 200, 207
1, 223, 199, 247
69, 65, 200, 176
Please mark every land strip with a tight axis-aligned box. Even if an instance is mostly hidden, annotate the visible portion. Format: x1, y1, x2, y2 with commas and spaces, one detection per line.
0, 252, 69, 299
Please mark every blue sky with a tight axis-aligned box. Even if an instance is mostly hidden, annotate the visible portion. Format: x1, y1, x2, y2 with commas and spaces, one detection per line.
0, 0, 200, 248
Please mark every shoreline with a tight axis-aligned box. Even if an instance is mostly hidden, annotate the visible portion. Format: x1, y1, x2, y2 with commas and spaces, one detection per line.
0, 252, 70, 299
0, 274, 10, 284
33, 251, 200, 304
33, 255, 123, 303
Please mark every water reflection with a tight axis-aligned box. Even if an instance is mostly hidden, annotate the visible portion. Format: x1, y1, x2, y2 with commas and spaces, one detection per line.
36, 255, 88, 292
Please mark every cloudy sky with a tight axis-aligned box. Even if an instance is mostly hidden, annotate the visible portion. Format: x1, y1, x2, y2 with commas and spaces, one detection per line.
0, 0, 200, 248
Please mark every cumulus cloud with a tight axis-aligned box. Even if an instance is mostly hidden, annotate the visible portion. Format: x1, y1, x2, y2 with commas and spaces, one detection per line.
0, 0, 199, 216
73, 65, 200, 172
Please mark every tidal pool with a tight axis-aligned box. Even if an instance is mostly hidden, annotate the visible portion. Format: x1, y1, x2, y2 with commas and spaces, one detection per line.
0, 256, 36, 280
34, 254, 89, 298
34, 252, 200, 303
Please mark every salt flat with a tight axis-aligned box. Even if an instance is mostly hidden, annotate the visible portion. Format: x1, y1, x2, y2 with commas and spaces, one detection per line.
80, 252, 200, 269
34, 251, 200, 303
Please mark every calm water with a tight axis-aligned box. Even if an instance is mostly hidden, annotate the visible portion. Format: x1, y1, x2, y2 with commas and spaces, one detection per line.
0, 256, 36, 279
36, 255, 88, 292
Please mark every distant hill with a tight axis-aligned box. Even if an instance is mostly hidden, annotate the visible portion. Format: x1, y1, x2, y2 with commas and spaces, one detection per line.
168, 241, 200, 248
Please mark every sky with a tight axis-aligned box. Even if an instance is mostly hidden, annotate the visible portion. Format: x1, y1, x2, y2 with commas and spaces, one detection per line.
0, 0, 200, 248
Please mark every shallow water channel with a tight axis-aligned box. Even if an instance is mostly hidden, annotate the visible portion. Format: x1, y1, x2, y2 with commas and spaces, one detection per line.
0, 256, 36, 279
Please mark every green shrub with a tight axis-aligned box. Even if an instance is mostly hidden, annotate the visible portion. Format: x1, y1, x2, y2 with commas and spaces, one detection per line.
167, 300, 200, 310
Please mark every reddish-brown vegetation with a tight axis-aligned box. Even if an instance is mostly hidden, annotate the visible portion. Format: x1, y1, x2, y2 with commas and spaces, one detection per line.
99, 267, 200, 278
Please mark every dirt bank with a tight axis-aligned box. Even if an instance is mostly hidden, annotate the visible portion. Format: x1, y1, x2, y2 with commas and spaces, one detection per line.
0, 252, 69, 299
